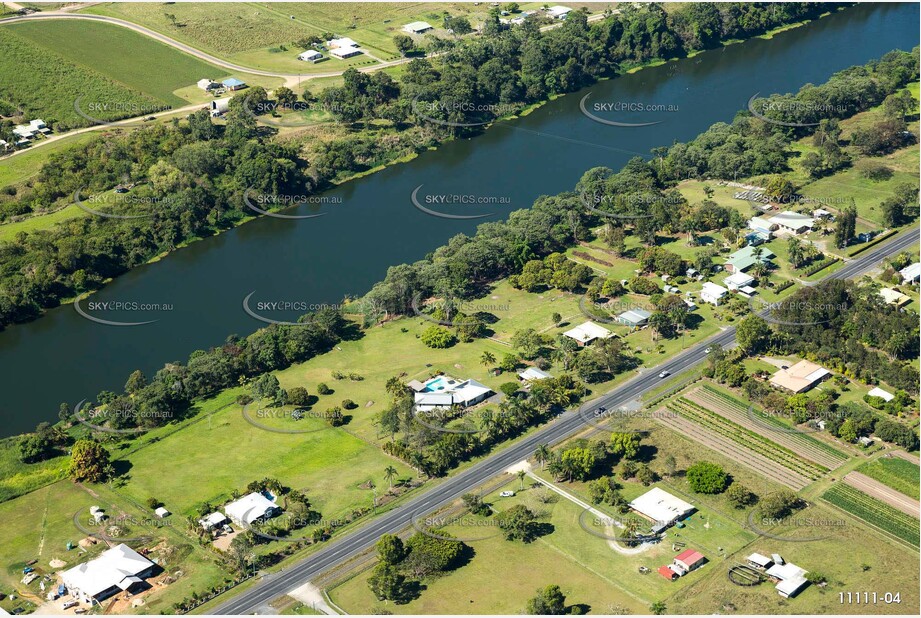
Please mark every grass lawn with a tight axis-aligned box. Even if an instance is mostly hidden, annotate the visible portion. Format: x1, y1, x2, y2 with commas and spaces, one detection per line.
5, 20, 230, 107
0, 437, 68, 503
116, 387, 413, 525
0, 479, 229, 614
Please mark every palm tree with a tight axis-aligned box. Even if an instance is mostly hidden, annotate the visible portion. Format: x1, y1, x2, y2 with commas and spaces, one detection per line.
534, 444, 551, 469
480, 351, 496, 369
517, 469, 526, 491
384, 465, 397, 489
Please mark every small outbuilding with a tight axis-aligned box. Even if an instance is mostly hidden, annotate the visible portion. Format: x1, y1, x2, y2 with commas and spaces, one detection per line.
402, 21, 433, 34
563, 321, 614, 346
298, 50, 324, 62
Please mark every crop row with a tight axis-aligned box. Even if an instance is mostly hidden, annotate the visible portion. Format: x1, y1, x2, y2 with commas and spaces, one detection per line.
822, 483, 920, 547
691, 387, 847, 466
856, 458, 921, 500
669, 398, 826, 479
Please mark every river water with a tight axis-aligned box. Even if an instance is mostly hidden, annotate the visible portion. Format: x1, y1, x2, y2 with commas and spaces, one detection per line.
0, 2, 917, 436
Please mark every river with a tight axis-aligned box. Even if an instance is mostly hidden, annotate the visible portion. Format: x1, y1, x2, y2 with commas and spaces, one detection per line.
0, 2, 917, 436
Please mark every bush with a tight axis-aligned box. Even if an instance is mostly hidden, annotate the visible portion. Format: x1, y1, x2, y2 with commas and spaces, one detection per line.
317, 383, 332, 395
288, 387, 309, 406
341, 399, 357, 410
499, 382, 520, 397
325, 406, 344, 426
420, 325, 457, 349
686, 461, 729, 494
146, 497, 161, 510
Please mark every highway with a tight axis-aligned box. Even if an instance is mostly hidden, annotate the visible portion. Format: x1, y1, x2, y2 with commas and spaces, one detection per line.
213, 226, 919, 614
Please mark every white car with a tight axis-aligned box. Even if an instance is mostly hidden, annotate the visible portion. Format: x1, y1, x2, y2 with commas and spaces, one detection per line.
658, 371, 670, 379
499, 490, 515, 497
705, 347, 712, 354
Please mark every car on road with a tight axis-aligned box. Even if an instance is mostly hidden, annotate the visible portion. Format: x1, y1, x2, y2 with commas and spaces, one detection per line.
658, 371, 670, 378
499, 490, 515, 497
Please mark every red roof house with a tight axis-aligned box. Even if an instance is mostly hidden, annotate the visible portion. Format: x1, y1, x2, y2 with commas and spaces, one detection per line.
657, 565, 678, 581
673, 549, 706, 574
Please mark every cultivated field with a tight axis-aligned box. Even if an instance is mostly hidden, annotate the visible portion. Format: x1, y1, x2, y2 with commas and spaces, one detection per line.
842, 472, 920, 518
685, 385, 849, 469
856, 455, 920, 499
822, 483, 920, 548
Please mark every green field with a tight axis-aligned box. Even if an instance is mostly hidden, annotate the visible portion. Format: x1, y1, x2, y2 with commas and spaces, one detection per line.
6, 20, 230, 107
822, 483, 920, 547
0, 436, 68, 503
856, 457, 921, 500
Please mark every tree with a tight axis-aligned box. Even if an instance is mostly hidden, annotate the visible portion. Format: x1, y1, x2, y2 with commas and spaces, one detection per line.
421, 325, 456, 348
526, 585, 566, 615
609, 432, 640, 460
725, 482, 756, 508
765, 175, 794, 201
404, 532, 465, 575
384, 465, 398, 489
393, 34, 415, 56
274, 86, 297, 109
124, 370, 147, 394
686, 461, 728, 494
759, 489, 800, 519
650, 601, 667, 615
288, 386, 310, 406
480, 351, 496, 369
834, 205, 857, 248
68, 440, 111, 483
497, 504, 537, 541
736, 315, 771, 354
376, 534, 405, 565
517, 469, 527, 490
534, 444, 551, 469
368, 563, 405, 601
551, 312, 562, 326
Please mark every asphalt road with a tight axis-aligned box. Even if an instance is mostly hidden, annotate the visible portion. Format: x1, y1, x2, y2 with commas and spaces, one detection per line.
213, 226, 918, 614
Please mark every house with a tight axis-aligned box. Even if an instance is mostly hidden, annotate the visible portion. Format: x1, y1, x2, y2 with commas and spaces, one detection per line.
222, 78, 247, 91
747, 553, 774, 569
672, 549, 706, 575
725, 245, 775, 274
210, 97, 231, 117
867, 386, 894, 402
28, 119, 48, 134
12, 125, 35, 140
197, 78, 218, 91
547, 5, 572, 19
563, 321, 614, 346
61, 544, 155, 604
657, 565, 679, 581
616, 309, 652, 328
880, 288, 911, 307
857, 231, 875, 243
748, 216, 776, 237
745, 231, 770, 246
724, 272, 755, 291
327, 37, 363, 58
768, 211, 814, 234
297, 50, 324, 62
518, 367, 552, 382
769, 359, 830, 393
766, 562, 809, 598
629, 487, 695, 532
899, 262, 921, 283
402, 21, 433, 34
225, 492, 281, 526
413, 376, 494, 411
700, 282, 728, 306
198, 511, 228, 530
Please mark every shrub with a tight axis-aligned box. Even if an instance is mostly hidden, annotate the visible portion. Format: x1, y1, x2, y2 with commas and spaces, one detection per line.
420, 325, 457, 348
686, 461, 729, 494
341, 399, 357, 410
288, 387, 309, 406
317, 383, 332, 395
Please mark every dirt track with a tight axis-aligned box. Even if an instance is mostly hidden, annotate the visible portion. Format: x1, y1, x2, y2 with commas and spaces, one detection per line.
843, 471, 921, 517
